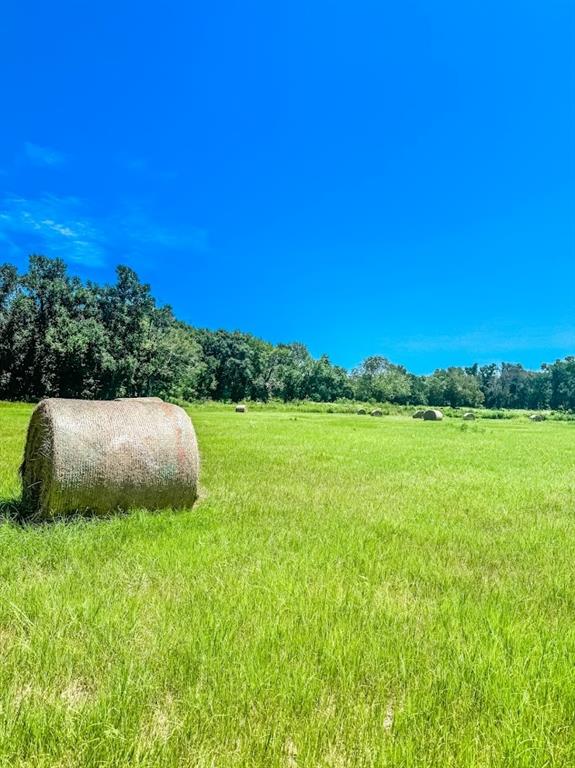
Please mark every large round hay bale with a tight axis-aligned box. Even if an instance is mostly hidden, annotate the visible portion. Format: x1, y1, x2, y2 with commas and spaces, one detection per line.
412, 410, 425, 419
356, 408, 367, 415
462, 412, 475, 421
21, 398, 199, 519
529, 413, 545, 422
423, 409, 443, 421
235, 404, 247, 413
370, 409, 383, 417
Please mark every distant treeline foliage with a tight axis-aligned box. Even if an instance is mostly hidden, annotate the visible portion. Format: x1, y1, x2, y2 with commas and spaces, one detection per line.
1, 256, 574, 409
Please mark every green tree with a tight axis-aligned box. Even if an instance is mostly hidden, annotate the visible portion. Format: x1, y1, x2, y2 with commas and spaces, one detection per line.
548, 357, 575, 411
302, 354, 352, 402
426, 367, 484, 407
350, 356, 412, 403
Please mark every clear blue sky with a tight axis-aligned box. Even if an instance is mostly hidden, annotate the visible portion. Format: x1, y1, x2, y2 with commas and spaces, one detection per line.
0, 1, 573, 373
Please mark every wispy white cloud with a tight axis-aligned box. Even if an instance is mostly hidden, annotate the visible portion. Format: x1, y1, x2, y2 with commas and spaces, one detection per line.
0, 194, 208, 268
24, 142, 66, 167
0, 195, 106, 266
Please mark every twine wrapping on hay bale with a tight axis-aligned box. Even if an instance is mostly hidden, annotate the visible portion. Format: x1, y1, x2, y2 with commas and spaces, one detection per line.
462, 412, 475, 420
370, 409, 383, 417
412, 410, 425, 419
423, 409, 443, 421
21, 398, 199, 519
235, 404, 247, 413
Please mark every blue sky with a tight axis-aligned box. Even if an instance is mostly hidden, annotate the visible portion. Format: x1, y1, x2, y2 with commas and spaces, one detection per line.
0, 1, 573, 373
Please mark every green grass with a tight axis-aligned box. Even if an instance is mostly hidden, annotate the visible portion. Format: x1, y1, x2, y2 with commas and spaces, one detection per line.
0, 403, 574, 767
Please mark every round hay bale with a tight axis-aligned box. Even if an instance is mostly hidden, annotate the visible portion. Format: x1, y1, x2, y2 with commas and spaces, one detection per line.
529, 413, 545, 422
356, 408, 367, 415
21, 398, 199, 519
412, 410, 425, 419
235, 404, 247, 413
370, 409, 383, 417
423, 409, 443, 421
116, 396, 164, 402
462, 412, 475, 421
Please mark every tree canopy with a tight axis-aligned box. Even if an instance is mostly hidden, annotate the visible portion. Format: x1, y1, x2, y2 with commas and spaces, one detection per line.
0, 256, 573, 410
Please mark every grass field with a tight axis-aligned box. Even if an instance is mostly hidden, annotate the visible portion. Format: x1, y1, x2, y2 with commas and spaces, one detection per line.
0, 403, 574, 767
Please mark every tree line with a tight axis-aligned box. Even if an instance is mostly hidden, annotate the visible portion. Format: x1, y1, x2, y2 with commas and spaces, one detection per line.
1, 256, 574, 410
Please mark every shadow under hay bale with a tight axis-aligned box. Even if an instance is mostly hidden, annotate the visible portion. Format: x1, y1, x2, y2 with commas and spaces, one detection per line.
235, 404, 247, 413
0, 496, 26, 520
370, 409, 383, 417
423, 409, 444, 421
21, 398, 199, 520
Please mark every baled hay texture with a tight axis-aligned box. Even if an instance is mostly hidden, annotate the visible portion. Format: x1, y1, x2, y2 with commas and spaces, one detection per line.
356, 408, 367, 415
21, 398, 199, 519
116, 397, 164, 402
423, 409, 444, 421
530, 414, 545, 421
412, 410, 425, 419
371, 409, 383, 417
463, 412, 475, 420
235, 404, 247, 413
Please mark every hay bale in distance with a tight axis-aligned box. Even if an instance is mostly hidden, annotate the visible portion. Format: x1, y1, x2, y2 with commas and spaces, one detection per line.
356, 408, 367, 415
462, 412, 475, 421
412, 410, 425, 419
423, 409, 443, 421
529, 413, 545, 422
235, 404, 247, 413
370, 409, 383, 417
21, 398, 199, 519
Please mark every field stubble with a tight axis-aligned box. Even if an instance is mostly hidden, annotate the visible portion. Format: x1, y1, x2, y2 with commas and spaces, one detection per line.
0, 403, 574, 767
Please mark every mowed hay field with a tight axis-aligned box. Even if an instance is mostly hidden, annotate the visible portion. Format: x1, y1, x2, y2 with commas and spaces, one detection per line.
1, 404, 575, 767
